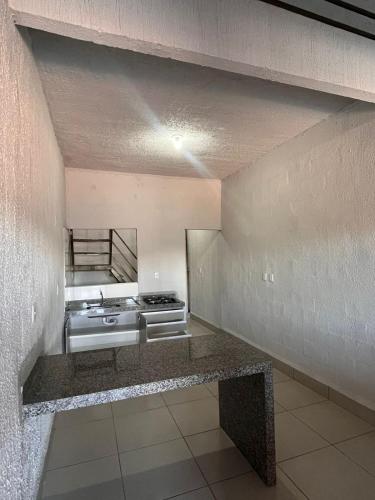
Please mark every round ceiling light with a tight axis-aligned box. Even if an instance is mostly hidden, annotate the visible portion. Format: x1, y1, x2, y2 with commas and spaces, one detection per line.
172, 135, 183, 150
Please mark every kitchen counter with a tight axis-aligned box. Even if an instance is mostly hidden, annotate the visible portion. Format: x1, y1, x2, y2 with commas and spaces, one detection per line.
65, 293, 188, 352
23, 331, 276, 486
65, 294, 185, 316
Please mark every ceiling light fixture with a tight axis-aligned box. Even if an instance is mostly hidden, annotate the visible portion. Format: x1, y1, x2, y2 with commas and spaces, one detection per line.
172, 135, 183, 151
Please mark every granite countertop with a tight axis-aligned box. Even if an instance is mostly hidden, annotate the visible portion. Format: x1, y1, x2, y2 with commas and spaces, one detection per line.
23, 332, 272, 418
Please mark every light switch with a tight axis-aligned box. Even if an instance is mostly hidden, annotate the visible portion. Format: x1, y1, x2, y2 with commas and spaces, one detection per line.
262, 272, 268, 281
31, 303, 37, 323
269, 273, 275, 283
154, 272, 159, 280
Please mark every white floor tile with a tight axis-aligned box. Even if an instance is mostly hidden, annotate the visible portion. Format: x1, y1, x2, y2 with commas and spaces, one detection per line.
280, 446, 375, 500
273, 369, 291, 384
276, 412, 329, 462
42, 351, 375, 500
186, 428, 251, 483
274, 380, 326, 410
163, 385, 212, 406
292, 401, 374, 444
41, 455, 124, 500
186, 429, 234, 457
112, 394, 165, 417
168, 487, 215, 499
337, 431, 375, 476
210, 469, 307, 499
46, 419, 117, 470
169, 398, 219, 436
205, 382, 218, 397
114, 406, 181, 452
120, 438, 206, 500
274, 401, 286, 414
187, 320, 216, 337
54, 404, 112, 429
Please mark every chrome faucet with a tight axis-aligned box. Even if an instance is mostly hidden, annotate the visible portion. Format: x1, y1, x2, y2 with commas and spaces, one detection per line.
99, 290, 104, 306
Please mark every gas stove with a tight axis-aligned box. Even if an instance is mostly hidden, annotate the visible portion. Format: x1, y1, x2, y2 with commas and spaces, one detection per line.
138, 292, 189, 343
141, 294, 179, 305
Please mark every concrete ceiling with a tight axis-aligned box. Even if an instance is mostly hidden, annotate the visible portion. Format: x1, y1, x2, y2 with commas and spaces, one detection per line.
30, 30, 350, 179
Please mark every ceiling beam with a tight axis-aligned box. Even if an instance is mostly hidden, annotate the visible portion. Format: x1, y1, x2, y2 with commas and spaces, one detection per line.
259, 0, 375, 39
9, 0, 375, 103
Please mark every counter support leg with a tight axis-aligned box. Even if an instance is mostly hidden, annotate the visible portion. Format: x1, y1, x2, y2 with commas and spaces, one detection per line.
218, 370, 276, 486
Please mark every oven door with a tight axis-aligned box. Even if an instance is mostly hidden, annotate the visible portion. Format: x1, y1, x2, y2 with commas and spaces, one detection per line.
139, 309, 190, 342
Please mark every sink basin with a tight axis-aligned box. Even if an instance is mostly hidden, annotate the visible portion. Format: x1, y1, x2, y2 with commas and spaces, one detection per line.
66, 307, 140, 352
66, 297, 139, 314
85, 303, 121, 309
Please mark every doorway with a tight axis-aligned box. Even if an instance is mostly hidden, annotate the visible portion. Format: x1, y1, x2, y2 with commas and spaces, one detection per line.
185, 229, 221, 322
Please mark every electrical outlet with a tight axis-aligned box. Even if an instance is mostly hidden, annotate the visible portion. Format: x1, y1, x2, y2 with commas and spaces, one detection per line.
154, 272, 159, 280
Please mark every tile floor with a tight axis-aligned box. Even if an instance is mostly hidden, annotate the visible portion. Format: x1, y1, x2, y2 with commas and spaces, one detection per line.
41, 320, 375, 499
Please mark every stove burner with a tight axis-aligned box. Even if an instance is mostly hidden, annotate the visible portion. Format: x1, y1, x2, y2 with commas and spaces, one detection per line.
143, 295, 178, 305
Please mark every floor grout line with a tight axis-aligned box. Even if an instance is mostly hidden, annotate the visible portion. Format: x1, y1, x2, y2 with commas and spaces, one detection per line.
281, 427, 375, 498
333, 438, 375, 479
164, 398, 264, 499
275, 398, 329, 412
286, 404, 374, 452
332, 428, 375, 446
45, 451, 119, 473
112, 403, 167, 419
277, 443, 332, 465
44, 326, 375, 500
276, 403, 350, 498
163, 395, 213, 407
194, 317, 375, 428
110, 403, 127, 500
38, 421, 56, 499
167, 395, 218, 411
52, 414, 113, 431
164, 399, 213, 497
283, 409, 332, 445
117, 435, 186, 454
277, 465, 311, 500
206, 466, 309, 500
164, 485, 215, 500
208, 470, 257, 498
47, 399, 374, 499
333, 429, 375, 446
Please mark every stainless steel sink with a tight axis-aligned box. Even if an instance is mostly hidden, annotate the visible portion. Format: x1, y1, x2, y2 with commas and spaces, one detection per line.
66, 308, 139, 352
85, 303, 121, 310
68, 297, 138, 312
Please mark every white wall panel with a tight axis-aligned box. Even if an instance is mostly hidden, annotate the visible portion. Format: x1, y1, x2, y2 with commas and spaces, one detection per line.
221, 101, 375, 410
0, 1, 65, 498
65, 168, 221, 303
9, 0, 375, 102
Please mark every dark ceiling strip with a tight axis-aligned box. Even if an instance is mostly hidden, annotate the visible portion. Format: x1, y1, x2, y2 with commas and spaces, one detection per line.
258, 0, 375, 40
324, 0, 375, 20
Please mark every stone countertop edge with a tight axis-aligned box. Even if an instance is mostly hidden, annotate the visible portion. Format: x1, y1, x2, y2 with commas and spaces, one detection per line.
23, 361, 272, 418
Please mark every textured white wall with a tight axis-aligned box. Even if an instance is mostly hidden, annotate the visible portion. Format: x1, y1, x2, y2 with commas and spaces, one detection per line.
0, 1, 65, 498
9, 0, 375, 102
65, 168, 221, 302
187, 230, 222, 326
221, 101, 375, 410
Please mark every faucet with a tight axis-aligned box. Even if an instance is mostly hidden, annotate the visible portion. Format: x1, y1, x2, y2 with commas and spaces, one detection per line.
99, 289, 104, 306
